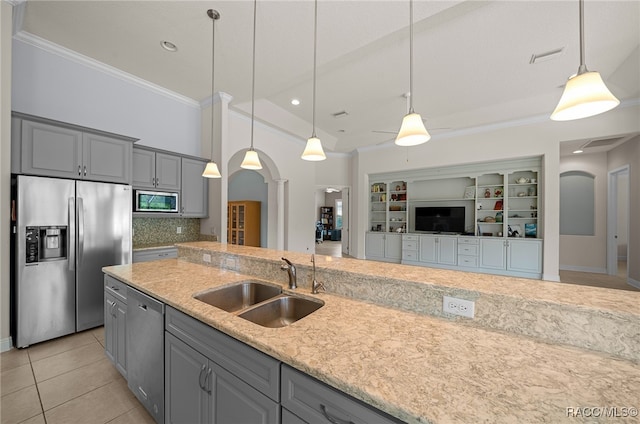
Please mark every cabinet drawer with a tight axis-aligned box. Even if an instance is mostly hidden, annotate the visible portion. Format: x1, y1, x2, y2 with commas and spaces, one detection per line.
402, 250, 418, 261
458, 255, 479, 268
402, 241, 418, 251
104, 275, 128, 304
281, 365, 401, 424
402, 235, 418, 242
457, 244, 478, 256
458, 237, 479, 245
132, 247, 178, 263
165, 306, 280, 401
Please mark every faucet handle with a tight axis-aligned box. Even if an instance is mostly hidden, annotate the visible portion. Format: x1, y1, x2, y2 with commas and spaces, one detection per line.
312, 279, 325, 294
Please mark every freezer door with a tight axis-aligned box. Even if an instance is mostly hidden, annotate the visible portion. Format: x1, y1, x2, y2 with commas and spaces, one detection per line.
15, 176, 76, 348
76, 181, 132, 331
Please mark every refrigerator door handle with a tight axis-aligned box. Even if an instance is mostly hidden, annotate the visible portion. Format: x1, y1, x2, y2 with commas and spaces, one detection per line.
78, 197, 85, 267
68, 197, 76, 271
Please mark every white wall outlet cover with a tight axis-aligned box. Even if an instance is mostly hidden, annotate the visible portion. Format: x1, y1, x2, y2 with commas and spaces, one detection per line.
443, 295, 475, 318
203, 253, 212, 263
177, 226, 182, 234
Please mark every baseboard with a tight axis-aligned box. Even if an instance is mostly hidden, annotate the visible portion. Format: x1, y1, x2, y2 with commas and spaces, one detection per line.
559, 265, 607, 274
628, 277, 640, 289
542, 273, 561, 282
1, 336, 13, 353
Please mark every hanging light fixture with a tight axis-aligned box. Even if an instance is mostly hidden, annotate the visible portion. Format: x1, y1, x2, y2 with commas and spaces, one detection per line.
395, 0, 430, 147
202, 9, 222, 178
550, 0, 619, 121
301, 0, 326, 161
241, 0, 263, 170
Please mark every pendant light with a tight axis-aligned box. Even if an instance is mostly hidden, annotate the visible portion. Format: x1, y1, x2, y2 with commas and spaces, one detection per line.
301, 0, 326, 161
550, 0, 619, 121
202, 9, 222, 178
395, 0, 431, 147
241, 0, 263, 170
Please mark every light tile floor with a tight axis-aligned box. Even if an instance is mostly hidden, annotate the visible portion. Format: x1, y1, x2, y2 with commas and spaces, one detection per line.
0, 328, 154, 424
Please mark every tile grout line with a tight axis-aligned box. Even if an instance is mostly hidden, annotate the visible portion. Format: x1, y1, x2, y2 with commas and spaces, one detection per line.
26, 350, 47, 424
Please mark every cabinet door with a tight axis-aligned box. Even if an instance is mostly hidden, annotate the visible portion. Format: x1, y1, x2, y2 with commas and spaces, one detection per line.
165, 333, 209, 424
438, 237, 458, 266
83, 133, 132, 184
507, 239, 542, 273
365, 233, 385, 258
132, 149, 156, 188
104, 293, 117, 366
419, 235, 437, 263
479, 238, 506, 270
156, 153, 182, 190
115, 301, 127, 378
282, 408, 307, 424
21, 120, 83, 179
211, 362, 279, 424
384, 234, 402, 260
181, 158, 208, 217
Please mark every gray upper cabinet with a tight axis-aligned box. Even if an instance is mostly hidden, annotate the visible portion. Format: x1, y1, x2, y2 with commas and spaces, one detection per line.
133, 148, 181, 191
181, 157, 208, 217
14, 114, 135, 184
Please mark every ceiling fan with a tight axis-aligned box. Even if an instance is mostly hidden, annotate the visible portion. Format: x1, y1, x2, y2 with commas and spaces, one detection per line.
372, 93, 450, 137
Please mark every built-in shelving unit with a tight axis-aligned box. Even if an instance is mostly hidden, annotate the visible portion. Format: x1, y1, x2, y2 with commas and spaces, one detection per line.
369, 180, 407, 233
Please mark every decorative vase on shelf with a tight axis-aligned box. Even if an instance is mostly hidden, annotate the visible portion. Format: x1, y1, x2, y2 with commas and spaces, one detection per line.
484, 188, 491, 198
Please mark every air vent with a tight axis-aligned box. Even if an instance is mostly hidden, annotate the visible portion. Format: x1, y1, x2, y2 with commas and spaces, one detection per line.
583, 137, 626, 149
332, 110, 349, 118
529, 48, 564, 64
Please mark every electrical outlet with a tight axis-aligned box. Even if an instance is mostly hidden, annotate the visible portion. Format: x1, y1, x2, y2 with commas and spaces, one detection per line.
443, 296, 475, 318
176, 226, 182, 234
224, 257, 237, 270
203, 253, 212, 263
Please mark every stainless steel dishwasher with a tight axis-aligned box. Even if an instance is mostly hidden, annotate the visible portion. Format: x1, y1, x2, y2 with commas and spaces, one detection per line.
127, 287, 164, 424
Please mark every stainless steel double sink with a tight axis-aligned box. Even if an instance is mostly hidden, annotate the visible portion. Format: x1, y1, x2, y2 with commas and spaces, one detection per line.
193, 280, 323, 328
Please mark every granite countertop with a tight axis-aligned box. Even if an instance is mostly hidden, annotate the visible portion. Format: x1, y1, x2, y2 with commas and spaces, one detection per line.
104, 255, 640, 423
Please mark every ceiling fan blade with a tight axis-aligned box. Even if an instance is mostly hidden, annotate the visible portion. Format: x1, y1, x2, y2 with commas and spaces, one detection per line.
372, 130, 398, 134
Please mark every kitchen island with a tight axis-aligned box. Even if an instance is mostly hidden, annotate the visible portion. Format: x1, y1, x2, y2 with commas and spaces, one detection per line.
104, 242, 640, 423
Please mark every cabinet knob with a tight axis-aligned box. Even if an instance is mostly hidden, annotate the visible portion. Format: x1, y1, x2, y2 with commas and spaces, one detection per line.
83, 165, 87, 176
78, 165, 82, 176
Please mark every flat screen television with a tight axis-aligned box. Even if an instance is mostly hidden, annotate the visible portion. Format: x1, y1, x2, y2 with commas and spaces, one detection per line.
415, 206, 465, 233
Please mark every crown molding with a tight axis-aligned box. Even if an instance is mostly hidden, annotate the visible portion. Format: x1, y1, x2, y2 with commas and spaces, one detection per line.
13, 30, 201, 109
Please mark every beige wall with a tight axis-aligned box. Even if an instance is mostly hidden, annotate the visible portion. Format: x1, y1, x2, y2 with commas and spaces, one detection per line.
1, 1, 13, 351
607, 136, 640, 283
559, 153, 608, 272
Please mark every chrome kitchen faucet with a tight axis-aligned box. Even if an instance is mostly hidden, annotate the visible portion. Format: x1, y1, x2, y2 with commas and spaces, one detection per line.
280, 257, 297, 289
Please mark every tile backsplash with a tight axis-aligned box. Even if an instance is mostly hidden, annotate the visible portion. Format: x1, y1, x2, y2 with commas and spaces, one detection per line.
133, 218, 216, 247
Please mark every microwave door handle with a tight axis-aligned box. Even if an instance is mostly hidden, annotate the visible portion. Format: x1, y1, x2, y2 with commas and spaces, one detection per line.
68, 197, 75, 271
77, 197, 84, 267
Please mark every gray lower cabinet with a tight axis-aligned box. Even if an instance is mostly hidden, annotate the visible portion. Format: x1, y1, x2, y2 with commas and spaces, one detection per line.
281, 408, 306, 424
14, 114, 134, 184
365, 233, 402, 263
104, 276, 127, 378
281, 365, 401, 424
127, 287, 165, 424
180, 157, 208, 217
165, 306, 280, 424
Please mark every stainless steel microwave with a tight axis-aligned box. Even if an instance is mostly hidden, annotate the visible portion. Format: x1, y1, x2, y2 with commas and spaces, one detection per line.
134, 190, 179, 213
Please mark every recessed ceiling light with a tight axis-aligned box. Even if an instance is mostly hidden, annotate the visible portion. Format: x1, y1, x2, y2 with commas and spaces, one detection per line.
573, 149, 583, 154
291, 99, 300, 106
161, 41, 178, 52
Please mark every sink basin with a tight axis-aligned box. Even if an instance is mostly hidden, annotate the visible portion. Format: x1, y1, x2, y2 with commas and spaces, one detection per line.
194, 281, 282, 313
238, 295, 324, 328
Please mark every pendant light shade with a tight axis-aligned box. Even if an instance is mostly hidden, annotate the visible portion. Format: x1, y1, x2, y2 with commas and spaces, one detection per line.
301, 0, 326, 161
202, 161, 221, 178
396, 112, 431, 146
550, 0, 619, 121
202, 9, 222, 179
240, 149, 262, 170
395, 0, 430, 147
301, 136, 326, 161
241, 0, 263, 170
551, 70, 620, 121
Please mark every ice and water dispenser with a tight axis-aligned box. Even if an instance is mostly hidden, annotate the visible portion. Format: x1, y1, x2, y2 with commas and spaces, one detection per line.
25, 226, 68, 264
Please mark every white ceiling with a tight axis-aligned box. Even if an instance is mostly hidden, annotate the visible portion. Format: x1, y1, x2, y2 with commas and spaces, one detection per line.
16, 0, 640, 154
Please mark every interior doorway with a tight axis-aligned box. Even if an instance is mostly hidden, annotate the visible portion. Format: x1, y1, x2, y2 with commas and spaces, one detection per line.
607, 166, 630, 279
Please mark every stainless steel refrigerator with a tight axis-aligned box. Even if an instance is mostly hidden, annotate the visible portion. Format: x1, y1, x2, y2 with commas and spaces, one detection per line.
14, 175, 131, 348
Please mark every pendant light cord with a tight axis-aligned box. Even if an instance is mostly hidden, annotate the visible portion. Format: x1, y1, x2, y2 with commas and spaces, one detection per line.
250, 0, 257, 150
408, 0, 415, 114
577, 0, 587, 74
210, 10, 217, 161
311, 0, 318, 138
